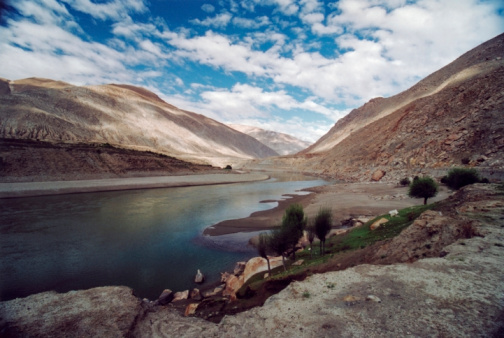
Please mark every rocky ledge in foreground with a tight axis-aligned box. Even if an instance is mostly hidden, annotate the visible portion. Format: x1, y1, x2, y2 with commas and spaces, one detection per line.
1, 184, 504, 337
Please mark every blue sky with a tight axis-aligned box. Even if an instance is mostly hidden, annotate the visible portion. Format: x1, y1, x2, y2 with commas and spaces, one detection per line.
1, 0, 503, 143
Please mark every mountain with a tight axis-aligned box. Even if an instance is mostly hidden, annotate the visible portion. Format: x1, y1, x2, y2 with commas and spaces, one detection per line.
247, 33, 504, 182
228, 124, 310, 155
0, 78, 278, 169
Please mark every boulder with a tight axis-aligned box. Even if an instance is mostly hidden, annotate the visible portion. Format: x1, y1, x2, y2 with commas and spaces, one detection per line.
202, 285, 225, 298
242, 256, 283, 283
233, 262, 246, 276
184, 303, 199, 317
292, 259, 304, 266
158, 289, 174, 305
190, 288, 202, 301
172, 290, 189, 302
370, 217, 388, 231
195, 269, 205, 284
223, 274, 244, 301
221, 272, 232, 283
371, 170, 386, 181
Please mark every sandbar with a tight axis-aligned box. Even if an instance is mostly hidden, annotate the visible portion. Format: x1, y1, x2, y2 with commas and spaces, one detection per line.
204, 182, 451, 236
0, 173, 270, 198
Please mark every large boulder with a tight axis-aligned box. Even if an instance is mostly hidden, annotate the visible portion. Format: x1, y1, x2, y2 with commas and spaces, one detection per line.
222, 274, 244, 301
0, 286, 142, 337
371, 169, 386, 181
157, 289, 174, 305
242, 256, 283, 283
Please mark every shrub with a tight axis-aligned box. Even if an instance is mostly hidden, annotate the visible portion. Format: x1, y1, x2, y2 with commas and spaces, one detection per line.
224, 165, 232, 170
408, 176, 438, 205
444, 168, 480, 190
400, 178, 411, 186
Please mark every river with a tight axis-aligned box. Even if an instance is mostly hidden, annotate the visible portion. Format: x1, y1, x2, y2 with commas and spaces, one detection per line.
0, 173, 328, 301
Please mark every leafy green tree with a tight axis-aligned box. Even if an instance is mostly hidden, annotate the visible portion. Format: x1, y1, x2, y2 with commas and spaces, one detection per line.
281, 204, 307, 260
444, 168, 480, 190
257, 233, 272, 275
314, 208, 332, 256
408, 176, 438, 205
269, 228, 290, 271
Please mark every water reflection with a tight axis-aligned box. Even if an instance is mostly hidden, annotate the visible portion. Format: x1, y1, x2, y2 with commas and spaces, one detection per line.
0, 173, 328, 301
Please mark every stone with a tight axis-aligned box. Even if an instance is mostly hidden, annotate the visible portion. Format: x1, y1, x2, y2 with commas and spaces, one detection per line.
158, 289, 174, 305
371, 169, 386, 181
233, 262, 246, 276
184, 303, 199, 317
292, 259, 304, 266
389, 209, 399, 217
190, 288, 202, 301
195, 269, 205, 284
202, 285, 225, 298
370, 217, 388, 231
223, 274, 244, 301
242, 256, 283, 283
221, 272, 232, 283
172, 290, 189, 302
366, 295, 382, 303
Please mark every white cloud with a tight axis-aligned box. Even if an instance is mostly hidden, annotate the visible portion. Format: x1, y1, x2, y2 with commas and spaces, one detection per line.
233, 15, 270, 29
190, 12, 232, 28
61, 0, 148, 21
201, 4, 216, 13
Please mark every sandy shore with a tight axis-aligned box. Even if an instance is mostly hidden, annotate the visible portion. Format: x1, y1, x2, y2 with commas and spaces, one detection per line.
204, 182, 451, 236
0, 173, 270, 198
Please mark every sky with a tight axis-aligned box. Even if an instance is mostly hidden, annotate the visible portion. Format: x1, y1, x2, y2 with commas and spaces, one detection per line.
0, 0, 503, 143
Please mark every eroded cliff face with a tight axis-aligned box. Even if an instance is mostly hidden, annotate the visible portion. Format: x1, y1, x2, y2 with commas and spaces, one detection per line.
1, 184, 503, 337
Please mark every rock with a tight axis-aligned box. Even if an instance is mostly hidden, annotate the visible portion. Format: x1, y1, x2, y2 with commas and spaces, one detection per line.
233, 262, 246, 276
195, 269, 205, 284
172, 290, 189, 302
366, 295, 382, 303
242, 256, 283, 283
184, 303, 199, 317
190, 288, 202, 301
370, 217, 388, 231
158, 289, 174, 305
292, 259, 304, 266
371, 170, 386, 181
221, 272, 232, 283
202, 285, 225, 298
389, 209, 399, 217
0, 286, 142, 337
223, 274, 244, 301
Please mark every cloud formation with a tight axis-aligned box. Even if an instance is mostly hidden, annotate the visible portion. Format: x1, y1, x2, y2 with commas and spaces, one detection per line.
0, 0, 503, 142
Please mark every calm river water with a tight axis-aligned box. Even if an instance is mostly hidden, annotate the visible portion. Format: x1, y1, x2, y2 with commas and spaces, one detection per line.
0, 173, 328, 301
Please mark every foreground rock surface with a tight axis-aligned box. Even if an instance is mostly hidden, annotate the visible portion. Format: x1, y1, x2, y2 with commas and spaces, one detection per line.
1, 184, 503, 337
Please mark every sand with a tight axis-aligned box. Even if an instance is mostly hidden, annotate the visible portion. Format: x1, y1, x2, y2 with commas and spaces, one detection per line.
0, 173, 270, 198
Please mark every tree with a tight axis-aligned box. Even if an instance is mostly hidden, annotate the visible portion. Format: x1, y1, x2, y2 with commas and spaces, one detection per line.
281, 204, 307, 260
314, 208, 332, 256
257, 233, 272, 275
307, 225, 316, 259
444, 168, 480, 190
408, 176, 438, 205
269, 228, 290, 271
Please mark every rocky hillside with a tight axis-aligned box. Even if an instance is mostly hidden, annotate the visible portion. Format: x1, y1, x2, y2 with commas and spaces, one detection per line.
247, 33, 504, 182
0, 78, 278, 168
1, 183, 503, 336
229, 124, 311, 155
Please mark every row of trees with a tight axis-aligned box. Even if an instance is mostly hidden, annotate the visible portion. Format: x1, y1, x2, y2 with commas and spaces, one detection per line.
257, 204, 333, 274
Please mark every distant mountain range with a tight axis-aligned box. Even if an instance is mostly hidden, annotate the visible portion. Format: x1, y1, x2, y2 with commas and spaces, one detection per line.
228, 124, 311, 156
0, 78, 278, 169
245, 33, 504, 182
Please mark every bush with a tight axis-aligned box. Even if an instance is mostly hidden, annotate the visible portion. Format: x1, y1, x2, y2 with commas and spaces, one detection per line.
444, 168, 480, 190
400, 178, 411, 186
408, 176, 438, 205
224, 165, 232, 170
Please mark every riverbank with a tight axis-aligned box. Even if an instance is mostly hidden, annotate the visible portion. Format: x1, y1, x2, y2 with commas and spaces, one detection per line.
0, 173, 270, 198
204, 182, 451, 236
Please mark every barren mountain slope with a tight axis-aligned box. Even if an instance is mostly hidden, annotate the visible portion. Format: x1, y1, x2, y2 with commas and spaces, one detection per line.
247, 33, 504, 182
0, 78, 277, 167
303, 33, 504, 155
229, 124, 310, 155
